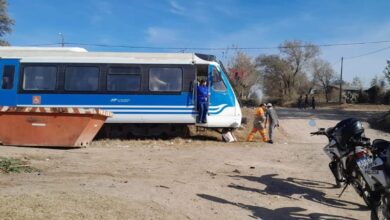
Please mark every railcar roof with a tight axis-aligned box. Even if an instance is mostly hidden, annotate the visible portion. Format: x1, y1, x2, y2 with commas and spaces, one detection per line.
0, 47, 213, 65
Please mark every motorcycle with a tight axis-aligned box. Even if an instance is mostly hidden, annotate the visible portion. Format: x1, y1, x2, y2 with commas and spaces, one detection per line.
310, 118, 380, 208
365, 139, 390, 220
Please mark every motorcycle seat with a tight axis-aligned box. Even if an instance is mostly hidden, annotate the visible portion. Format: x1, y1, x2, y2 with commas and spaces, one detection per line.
382, 140, 390, 179
372, 139, 390, 151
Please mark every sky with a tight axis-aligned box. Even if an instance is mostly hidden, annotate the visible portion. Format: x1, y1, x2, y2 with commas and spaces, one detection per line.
5, 0, 390, 87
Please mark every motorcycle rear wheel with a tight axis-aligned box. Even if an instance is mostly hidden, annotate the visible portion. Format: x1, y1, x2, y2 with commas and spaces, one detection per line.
351, 167, 380, 208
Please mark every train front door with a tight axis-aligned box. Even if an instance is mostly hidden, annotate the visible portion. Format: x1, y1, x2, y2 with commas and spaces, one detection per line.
0, 59, 19, 106
206, 63, 235, 127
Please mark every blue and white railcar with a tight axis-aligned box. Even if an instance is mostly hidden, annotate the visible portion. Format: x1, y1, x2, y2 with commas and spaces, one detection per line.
0, 47, 241, 137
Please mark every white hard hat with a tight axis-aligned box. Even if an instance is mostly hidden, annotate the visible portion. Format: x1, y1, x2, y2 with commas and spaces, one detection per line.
267, 103, 273, 107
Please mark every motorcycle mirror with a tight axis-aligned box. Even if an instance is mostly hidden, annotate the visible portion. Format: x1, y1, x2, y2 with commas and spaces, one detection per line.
308, 119, 317, 127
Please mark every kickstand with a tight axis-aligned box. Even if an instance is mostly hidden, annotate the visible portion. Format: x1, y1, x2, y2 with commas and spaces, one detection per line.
338, 183, 349, 198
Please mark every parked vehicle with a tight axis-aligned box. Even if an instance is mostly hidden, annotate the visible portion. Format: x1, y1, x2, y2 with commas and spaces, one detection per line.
311, 118, 380, 208
0, 47, 242, 139
365, 139, 390, 220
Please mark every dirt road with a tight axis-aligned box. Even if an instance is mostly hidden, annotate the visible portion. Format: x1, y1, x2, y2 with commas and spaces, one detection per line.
1, 107, 389, 219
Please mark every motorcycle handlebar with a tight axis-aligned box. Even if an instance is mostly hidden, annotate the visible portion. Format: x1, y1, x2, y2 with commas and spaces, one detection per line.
310, 131, 326, 136
310, 128, 328, 136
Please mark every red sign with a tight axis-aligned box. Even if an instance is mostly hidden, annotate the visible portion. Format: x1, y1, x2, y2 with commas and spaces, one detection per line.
32, 96, 41, 105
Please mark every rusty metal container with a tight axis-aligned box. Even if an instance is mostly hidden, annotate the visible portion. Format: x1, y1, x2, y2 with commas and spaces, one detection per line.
0, 107, 112, 147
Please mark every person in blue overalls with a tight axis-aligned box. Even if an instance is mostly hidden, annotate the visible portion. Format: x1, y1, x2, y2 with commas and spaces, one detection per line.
197, 80, 208, 123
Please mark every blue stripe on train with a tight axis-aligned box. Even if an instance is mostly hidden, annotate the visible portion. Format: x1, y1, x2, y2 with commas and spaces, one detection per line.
107, 105, 229, 115
16, 93, 234, 107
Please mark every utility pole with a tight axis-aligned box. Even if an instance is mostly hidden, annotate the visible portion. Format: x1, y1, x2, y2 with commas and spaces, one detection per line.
339, 56, 343, 104
58, 33, 64, 47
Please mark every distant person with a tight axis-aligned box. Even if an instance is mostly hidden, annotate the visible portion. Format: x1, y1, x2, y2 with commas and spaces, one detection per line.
304, 94, 309, 110
298, 95, 303, 109
197, 80, 208, 123
247, 103, 269, 142
265, 103, 279, 144
311, 96, 316, 110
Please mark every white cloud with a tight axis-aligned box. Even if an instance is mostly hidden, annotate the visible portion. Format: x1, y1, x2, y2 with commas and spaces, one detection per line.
146, 27, 179, 45
88, 0, 113, 24
166, 0, 210, 23
169, 0, 185, 16
95, 1, 112, 15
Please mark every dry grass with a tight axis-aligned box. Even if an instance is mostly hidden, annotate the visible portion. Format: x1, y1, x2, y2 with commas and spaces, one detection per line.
0, 157, 38, 174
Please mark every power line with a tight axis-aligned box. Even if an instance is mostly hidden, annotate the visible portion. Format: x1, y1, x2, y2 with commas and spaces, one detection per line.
344, 46, 390, 59
331, 58, 341, 66
66, 40, 390, 51
19, 39, 390, 51
315, 40, 390, 47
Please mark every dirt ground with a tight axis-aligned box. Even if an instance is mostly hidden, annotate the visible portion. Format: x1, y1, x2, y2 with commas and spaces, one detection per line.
1, 106, 390, 220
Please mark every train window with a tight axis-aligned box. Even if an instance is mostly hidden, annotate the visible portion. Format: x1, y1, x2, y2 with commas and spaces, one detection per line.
65, 66, 99, 91
149, 67, 182, 92
107, 67, 141, 91
212, 67, 227, 91
2, 65, 15, 90
23, 66, 57, 91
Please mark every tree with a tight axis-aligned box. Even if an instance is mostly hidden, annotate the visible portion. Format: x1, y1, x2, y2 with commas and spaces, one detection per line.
311, 59, 335, 103
278, 40, 320, 98
228, 51, 260, 100
351, 76, 363, 89
255, 40, 319, 102
369, 75, 387, 103
384, 60, 390, 84
0, 0, 13, 46
255, 54, 291, 101
371, 75, 381, 87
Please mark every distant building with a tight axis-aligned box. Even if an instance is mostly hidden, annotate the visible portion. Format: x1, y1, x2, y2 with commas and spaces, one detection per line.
311, 83, 363, 103
365, 85, 390, 104
342, 85, 363, 103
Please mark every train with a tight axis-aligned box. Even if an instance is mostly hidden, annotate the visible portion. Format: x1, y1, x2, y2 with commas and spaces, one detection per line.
0, 47, 242, 139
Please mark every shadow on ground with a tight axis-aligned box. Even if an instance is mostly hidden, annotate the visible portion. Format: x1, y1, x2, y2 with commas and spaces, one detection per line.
197, 193, 357, 220
229, 174, 367, 211
197, 173, 367, 219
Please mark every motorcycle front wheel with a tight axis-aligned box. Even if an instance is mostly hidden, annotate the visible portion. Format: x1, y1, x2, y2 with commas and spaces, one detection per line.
372, 195, 390, 220
329, 160, 344, 188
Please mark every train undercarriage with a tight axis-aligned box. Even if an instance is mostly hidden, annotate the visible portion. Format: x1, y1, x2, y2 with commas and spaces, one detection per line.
96, 123, 237, 142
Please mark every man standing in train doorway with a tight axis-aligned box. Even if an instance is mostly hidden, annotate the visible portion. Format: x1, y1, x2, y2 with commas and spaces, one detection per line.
247, 103, 269, 142
197, 80, 208, 123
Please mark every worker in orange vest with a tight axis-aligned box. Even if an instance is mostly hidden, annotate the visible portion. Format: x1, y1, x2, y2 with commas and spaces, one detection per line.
247, 103, 269, 142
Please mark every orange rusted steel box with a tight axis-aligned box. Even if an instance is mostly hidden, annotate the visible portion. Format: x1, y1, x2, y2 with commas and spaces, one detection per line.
0, 107, 112, 147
